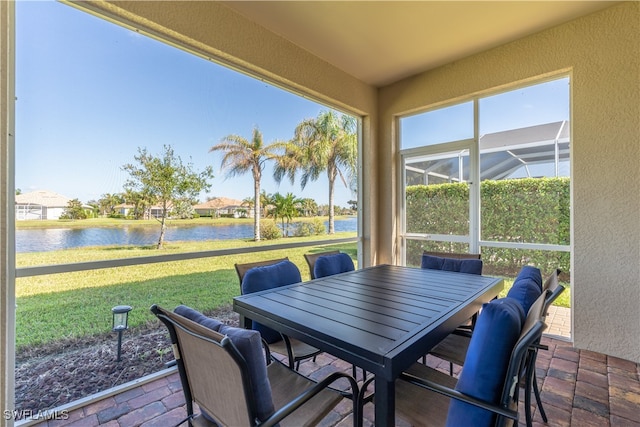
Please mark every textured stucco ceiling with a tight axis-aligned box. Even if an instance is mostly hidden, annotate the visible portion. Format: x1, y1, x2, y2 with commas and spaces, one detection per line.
223, 1, 619, 86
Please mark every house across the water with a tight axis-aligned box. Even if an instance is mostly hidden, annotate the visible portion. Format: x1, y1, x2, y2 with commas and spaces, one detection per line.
15, 190, 71, 220
194, 197, 249, 218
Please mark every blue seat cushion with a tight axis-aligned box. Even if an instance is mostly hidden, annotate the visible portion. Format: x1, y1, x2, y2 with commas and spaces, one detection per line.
421, 254, 483, 275
313, 253, 355, 278
446, 298, 525, 427
174, 305, 276, 422
507, 266, 543, 314
241, 260, 302, 343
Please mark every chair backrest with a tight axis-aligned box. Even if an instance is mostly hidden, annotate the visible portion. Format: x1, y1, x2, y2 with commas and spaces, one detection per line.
542, 268, 565, 314
421, 252, 483, 275
446, 294, 546, 427
151, 304, 269, 426
304, 250, 340, 279
423, 251, 481, 260
234, 257, 289, 288
241, 260, 302, 343
313, 252, 355, 278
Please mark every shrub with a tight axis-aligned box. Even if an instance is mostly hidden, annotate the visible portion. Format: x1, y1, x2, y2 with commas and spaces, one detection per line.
310, 217, 326, 235
406, 177, 570, 277
292, 218, 326, 237
260, 220, 282, 240
293, 222, 313, 237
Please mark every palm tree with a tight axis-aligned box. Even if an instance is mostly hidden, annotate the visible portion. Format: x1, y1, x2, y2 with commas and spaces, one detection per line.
241, 197, 254, 210
299, 197, 318, 217
271, 192, 302, 237
274, 110, 357, 234
209, 127, 280, 241
260, 190, 275, 218
99, 192, 125, 216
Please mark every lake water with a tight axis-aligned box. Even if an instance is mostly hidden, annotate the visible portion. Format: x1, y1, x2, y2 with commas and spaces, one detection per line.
16, 217, 358, 253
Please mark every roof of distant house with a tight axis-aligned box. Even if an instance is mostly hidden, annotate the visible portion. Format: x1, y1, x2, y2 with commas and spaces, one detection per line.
15, 190, 71, 207
194, 197, 244, 209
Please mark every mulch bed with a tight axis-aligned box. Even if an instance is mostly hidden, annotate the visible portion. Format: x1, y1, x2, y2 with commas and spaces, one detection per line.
14, 305, 239, 418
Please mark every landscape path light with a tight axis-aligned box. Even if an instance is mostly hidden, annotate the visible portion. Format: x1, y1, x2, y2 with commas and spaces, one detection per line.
112, 305, 132, 362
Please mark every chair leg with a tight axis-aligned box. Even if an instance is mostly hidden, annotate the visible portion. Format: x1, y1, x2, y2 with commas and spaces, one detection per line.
449, 362, 453, 376
533, 371, 548, 422
525, 375, 533, 427
524, 353, 539, 427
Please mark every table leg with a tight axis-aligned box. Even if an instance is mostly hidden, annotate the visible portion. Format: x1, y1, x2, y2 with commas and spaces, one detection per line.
239, 314, 251, 329
374, 377, 395, 427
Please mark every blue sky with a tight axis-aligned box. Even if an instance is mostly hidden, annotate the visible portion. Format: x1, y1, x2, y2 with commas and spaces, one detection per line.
400, 78, 570, 149
15, 1, 355, 207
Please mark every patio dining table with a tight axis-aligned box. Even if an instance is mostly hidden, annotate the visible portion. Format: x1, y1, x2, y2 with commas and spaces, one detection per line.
233, 264, 504, 426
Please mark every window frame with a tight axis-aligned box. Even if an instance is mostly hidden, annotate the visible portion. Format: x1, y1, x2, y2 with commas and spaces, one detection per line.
398, 77, 571, 265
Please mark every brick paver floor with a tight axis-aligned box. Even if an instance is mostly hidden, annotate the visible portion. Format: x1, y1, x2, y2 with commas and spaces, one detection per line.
21, 309, 640, 427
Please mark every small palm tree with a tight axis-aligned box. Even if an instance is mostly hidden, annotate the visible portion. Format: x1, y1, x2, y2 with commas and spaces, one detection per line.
241, 197, 254, 210
271, 192, 302, 237
209, 127, 280, 241
274, 110, 357, 234
299, 197, 318, 217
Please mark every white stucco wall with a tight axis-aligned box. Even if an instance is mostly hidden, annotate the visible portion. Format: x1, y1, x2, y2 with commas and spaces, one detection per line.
378, 2, 639, 362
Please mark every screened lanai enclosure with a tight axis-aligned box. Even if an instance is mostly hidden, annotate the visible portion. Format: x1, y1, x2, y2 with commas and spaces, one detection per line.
405, 120, 570, 185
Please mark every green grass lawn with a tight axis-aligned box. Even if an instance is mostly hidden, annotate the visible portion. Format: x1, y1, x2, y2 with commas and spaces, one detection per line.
15, 234, 358, 351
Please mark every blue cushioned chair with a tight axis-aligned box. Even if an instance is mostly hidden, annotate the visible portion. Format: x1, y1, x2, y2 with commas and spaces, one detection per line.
421, 253, 483, 275
151, 305, 359, 427
304, 250, 340, 279
238, 259, 322, 370
430, 265, 545, 404
445, 298, 525, 426
373, 293, 546, 427
313, 252, 355, 278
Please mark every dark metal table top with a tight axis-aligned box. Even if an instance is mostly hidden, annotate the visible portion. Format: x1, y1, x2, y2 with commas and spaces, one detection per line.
233, 264, 504, 426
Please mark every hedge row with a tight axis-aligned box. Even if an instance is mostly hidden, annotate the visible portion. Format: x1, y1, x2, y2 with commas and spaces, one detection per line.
406, 177, 570, 278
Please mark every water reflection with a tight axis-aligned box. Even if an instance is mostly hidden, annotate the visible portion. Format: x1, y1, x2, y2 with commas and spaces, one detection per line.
16, 218, 357, 253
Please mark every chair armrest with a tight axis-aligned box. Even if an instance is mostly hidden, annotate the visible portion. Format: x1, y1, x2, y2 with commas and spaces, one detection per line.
261, 366, 359, 427
399, 371, 519, 421
532, 342, 549, 351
